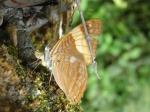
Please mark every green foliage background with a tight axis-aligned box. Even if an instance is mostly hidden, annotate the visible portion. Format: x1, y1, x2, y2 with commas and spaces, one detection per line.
72, 0, 149, 112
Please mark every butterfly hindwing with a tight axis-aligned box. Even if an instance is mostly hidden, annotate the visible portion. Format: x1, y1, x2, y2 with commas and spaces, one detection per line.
52, 53, 88, 104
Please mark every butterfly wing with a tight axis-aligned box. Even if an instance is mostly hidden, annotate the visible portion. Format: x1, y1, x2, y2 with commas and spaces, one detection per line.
51, 33, 87, 104
52, 53, 88, 104
70, 19, 102, 65
50, 19, 102, 104
51, 34, 84, 60
51, 19, 102, 65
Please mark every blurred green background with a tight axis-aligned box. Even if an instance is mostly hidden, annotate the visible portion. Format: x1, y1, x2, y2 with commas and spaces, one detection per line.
72, 0, 149, 112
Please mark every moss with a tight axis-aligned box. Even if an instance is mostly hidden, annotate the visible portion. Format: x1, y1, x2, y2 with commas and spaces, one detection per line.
0, 44, 83, 111
0, 1, 83, 110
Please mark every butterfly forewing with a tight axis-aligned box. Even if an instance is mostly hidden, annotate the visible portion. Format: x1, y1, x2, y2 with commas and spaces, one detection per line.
70, 19, 102, 64
52, 19, 102, 64
50, 19, 102, 104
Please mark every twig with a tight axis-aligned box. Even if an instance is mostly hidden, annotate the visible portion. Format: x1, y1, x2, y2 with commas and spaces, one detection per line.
75, 0, 101, 79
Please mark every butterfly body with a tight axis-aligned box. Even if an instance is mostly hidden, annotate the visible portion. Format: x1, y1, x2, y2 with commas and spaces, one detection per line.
45, 19, 102, 104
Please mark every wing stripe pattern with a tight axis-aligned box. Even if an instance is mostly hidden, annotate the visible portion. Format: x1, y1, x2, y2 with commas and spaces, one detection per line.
49, 19, 102, 104
52, 53, 87, 104
70, 19, 102, 64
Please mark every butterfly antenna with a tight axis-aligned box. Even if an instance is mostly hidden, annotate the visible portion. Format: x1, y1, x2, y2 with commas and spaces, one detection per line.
75, 0, 101, 79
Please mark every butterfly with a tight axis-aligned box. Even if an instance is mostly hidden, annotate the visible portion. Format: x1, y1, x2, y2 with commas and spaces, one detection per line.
44, 19, 102, 104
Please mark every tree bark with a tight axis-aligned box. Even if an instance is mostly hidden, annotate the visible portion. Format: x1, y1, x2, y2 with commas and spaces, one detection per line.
0, 16, 83, 112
